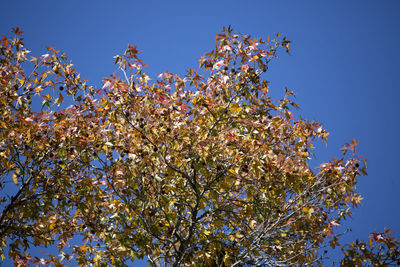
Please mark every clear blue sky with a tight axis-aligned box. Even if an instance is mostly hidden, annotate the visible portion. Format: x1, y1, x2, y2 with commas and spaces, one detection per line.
1, 0, 399, 265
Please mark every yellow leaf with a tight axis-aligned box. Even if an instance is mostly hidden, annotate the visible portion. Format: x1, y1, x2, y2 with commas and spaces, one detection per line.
228, 169, 236, 175
12, 172, 19, 185
230, 103, 242, 113
93, 254, 101, 262
223, 254, 232, 265
34, 86, 44, 95
235, 232, 244, 239
16, 96, 23, 107
117, 246, 127, 252
302, 206, 314, 218
308, 207, 314, 215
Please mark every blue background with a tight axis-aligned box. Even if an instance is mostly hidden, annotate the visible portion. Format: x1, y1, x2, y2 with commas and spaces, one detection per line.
1, 0, 399, 265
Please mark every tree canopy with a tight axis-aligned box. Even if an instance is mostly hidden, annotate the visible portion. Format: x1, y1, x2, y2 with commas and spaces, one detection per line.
0, 26, 399, 266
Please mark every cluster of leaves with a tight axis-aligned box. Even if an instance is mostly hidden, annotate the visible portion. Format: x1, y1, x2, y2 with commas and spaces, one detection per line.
0, 26, 398, 266
0, 27, 99, 263
341, 229, 400, 266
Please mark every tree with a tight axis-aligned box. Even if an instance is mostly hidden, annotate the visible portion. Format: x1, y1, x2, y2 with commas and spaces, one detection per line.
0, 26, 398, 266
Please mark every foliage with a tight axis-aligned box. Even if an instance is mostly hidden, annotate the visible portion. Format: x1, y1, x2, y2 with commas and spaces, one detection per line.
0, 26, 397, 266
341, 229, 400, 266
